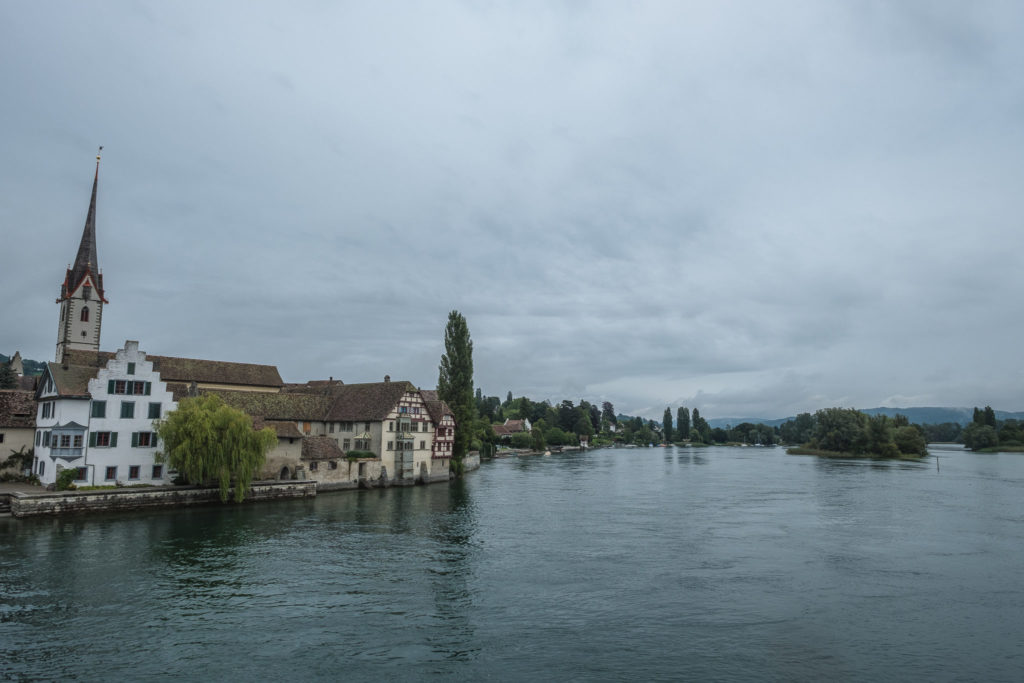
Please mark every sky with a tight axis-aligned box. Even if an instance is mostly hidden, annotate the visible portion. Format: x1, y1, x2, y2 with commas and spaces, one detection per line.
2, 2, 1023, 421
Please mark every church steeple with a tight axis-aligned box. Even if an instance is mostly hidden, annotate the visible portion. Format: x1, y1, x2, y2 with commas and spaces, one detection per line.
56, 149, 108, 362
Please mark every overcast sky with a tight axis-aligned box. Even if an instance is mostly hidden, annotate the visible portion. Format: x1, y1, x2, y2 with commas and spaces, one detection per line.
3, 2, 1022, 420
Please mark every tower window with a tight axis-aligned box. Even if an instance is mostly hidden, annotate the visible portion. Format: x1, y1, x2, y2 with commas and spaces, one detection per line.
81, 306, 89, 322
83, 286, 92, 300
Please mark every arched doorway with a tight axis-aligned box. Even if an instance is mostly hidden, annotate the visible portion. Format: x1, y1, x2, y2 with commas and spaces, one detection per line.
279, 466, 290, 480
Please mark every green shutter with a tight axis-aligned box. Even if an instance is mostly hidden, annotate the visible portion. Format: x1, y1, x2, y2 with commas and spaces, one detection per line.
152, 434, 158, 448
145, 382, 151, 395
110, 432, 118, 447
131, 432, 139, 447
108, 380, 115, 393
89, 432, 97, 447
127, 381, 135, 394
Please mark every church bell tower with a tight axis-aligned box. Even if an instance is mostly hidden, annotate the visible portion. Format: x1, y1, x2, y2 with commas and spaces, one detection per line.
56, 149, 108, 362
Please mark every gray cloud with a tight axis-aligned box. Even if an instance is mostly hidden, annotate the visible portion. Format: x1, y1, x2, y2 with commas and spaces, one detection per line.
3, 2, 1022, 420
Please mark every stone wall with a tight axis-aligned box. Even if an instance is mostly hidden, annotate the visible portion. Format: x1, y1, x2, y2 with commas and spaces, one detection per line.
464, 453, 481, 472
10, 480, 316, 518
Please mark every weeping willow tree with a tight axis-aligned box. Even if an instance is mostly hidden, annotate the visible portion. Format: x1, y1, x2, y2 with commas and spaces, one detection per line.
155, 394, 277, 502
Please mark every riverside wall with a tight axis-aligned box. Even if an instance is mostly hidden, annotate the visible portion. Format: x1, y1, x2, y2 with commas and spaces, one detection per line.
10, 481, 316, 518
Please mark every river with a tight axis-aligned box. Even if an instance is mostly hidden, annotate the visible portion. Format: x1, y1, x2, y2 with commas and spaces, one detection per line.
3, 445, 1023, 681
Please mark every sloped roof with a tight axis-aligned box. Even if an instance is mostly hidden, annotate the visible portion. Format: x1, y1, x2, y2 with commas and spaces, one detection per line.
424, 399, 454, 424
16, 375, 37, 391
43, 362, 96, 399
301, 436, 345, 461
0, 390, 36, 429
253, 417, 304, 439
208, 389, 329, 421
62, 349, 283, 388
324, 381, 417, 421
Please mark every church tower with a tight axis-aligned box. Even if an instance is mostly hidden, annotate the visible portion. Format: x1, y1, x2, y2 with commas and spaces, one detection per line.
56, 149, 108, 362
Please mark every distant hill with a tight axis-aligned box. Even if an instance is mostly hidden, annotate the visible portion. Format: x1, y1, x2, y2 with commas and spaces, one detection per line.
710, 407, 1024, 429
707, 416, 792, 429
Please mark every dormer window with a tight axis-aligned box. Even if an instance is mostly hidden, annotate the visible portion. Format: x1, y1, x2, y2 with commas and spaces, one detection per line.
83, 286, 92, 300
81, 306, 89, 322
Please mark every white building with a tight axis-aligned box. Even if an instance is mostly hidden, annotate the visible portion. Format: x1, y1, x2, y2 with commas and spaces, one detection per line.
34, 341, 177, 486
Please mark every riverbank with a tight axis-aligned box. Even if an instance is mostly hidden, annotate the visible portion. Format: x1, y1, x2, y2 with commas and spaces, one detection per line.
787, 446, 926, 460
2, 454, 479, 518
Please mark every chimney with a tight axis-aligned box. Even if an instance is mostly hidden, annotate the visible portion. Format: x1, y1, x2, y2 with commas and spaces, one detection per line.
384, 375, 390, 383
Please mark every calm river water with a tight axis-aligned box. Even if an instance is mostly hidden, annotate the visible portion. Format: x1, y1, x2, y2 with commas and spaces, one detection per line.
3, 445, 1024, 681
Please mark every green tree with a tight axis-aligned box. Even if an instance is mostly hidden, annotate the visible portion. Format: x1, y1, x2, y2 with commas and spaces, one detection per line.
531, 423, 547, 451
0, 363, 16, 389
893, 425, 928, 457
156, 394, 276, 502
662, 407, 673, 443
812, 407, 868, 454
601, 401, 617, 426
438, 310, 476, 475
963, 422, 999, 451
676, 407, 690, 440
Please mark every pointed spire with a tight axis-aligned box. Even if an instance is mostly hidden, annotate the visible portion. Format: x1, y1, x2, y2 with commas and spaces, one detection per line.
66, 147, 104, 299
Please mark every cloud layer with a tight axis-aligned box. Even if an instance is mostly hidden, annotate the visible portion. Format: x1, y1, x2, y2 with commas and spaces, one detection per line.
3, 2, 1022, 419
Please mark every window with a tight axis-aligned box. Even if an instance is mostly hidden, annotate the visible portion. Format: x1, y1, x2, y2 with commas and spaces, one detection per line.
152, 465, 163, 479
329, 423, 335, 433
129, 466, 140, 480
59, 434, 71, 448
76, 467, 87, 481
303, 422, 311, 434
92, 401, 106, 418
92, 431, 112, 447
132, 381, 146, 395
329, 461, 338, 470
43, 431, 51, 447
389, 422, 394, 432
387, 441, 394, 450
411, 422, 419, 432
121, 402, 135, 419
81, 306, 89, 322
133, 432, 155, 447
310, 461, 319, 471
83, 286, 92, 301
38, 461, 45, 476
113, 380, 127, 394
148, 403, 161, 419
127, 362, 135, 375
105, 466, 117, 480
342, 438, 351, 450
400, 406, 408, 414
420, 440, 426, 450
41, 402, 54, 419
36, 431, 41, 446
73, 435, 83, 448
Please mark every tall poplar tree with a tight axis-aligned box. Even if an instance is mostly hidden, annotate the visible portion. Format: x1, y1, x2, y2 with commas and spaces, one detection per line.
663, 407, 674, 443
677, 406, 690, 439
438, 310, 475, 475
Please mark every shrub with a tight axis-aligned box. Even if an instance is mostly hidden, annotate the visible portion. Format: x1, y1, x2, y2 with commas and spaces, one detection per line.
56, 468, 78, 491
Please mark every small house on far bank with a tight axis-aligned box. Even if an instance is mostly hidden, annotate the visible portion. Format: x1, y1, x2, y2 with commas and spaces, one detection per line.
492, 417, 531, 441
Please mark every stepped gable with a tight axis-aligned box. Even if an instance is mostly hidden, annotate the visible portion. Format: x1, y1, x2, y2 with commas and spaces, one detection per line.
0, 390, 37, 429
322, 380, 417, 422
301, 435, 345, 461
42, 362, 97, 398
61, 349, 283, 389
